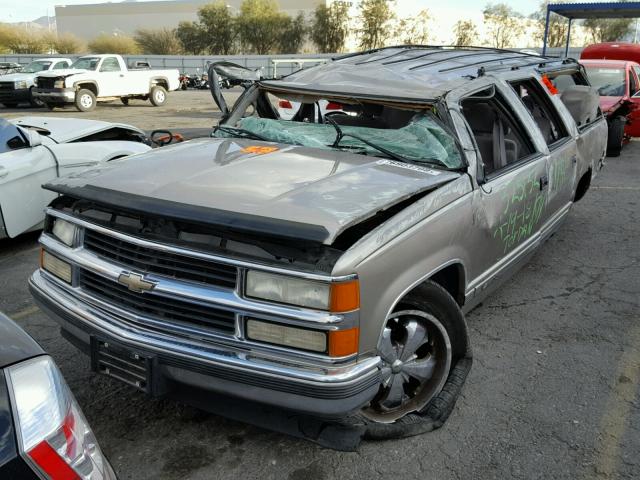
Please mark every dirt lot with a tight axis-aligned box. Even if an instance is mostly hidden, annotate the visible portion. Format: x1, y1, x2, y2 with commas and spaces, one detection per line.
1, 94, 639, 479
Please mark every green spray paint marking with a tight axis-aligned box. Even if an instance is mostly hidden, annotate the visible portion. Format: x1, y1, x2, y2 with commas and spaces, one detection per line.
493, 171, 546, 254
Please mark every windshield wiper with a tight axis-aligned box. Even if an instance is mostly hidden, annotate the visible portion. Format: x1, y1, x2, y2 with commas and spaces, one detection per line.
324, 116, 411, 163
213, 125, 270, 142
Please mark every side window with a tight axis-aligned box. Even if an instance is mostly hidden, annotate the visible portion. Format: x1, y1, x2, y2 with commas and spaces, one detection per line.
53, 61, 69, 70
509, 79, 569, 147
461, 89, 535, 176
100, 57, 121, 72
629, 69, 639, 96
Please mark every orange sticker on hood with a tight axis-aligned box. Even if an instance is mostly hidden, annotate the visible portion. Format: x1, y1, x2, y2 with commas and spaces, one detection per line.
242, 145, 279, 154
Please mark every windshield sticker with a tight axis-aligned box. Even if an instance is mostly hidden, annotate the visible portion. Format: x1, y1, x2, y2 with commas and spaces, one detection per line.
242, 145, 279, 155
376, 159, 441, 175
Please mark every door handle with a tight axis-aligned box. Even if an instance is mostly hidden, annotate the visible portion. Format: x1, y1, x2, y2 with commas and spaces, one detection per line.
0, 167, 7, 179
539, 175, 549, 190
119, 74, 124, 77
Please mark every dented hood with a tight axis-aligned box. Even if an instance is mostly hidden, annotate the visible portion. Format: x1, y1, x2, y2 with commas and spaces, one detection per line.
44, 138, 460, 244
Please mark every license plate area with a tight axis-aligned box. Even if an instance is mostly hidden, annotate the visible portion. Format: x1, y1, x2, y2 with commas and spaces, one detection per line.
91, 337, 152, 394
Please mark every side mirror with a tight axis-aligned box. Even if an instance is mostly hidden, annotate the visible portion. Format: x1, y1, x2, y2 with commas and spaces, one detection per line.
27, 129, 42, 147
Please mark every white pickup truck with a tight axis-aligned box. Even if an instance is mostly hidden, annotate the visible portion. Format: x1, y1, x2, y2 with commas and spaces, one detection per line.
33, 54, 180, 111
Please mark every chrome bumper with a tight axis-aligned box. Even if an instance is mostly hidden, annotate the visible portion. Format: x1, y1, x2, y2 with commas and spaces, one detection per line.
29, 270, 381, 416
32, 88, 75, 102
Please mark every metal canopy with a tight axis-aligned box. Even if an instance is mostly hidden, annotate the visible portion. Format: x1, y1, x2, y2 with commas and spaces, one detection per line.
542, 2, 640, 56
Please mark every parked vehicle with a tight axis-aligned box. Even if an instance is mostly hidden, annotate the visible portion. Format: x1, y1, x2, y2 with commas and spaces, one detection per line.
30, 47, 606, 442
0, 116, 150, 239
0, 311, 116, 479
580, 42, 640, 156
32, 54, 180, 112
0, 58, 72, 108
0, 62, 22, 76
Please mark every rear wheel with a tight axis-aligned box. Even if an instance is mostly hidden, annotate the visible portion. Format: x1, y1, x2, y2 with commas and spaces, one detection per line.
606, 116, 625, 157
2, 102, 17, 108
149, 86, 167, 106
120, 97, 129, 105
75, 89, 96, 112
361, 281, 468, 424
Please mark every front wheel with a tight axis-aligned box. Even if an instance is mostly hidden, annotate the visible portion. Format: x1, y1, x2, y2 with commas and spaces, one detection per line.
29, 87, 44, 107
120, 97, 129, 105
606, 116, 625, 157
361, 281, 469, 427
149, 86, 167, 106
75, 89, 96, 112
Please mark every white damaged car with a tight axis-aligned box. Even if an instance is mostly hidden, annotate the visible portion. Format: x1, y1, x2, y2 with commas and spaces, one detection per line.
0, 116, 150, 238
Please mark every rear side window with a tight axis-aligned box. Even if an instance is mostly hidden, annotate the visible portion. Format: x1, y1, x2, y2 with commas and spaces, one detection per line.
461, 89, 535, 176
53, 61, 69, 70
510, 79, 569, 147
629, 69, 638, 96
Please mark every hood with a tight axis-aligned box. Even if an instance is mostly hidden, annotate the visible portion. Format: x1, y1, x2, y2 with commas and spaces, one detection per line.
44, 138, 460, 245
10, 116, 144, 143
37, 68, 87, 78
0, 72, 35, 82
599, 95, 625, 113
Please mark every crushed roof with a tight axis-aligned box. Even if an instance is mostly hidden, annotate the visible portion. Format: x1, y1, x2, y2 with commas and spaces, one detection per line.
261, 46, 576, 102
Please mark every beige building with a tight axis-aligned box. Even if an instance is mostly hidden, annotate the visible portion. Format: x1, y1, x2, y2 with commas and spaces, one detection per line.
55, 0, 325, 40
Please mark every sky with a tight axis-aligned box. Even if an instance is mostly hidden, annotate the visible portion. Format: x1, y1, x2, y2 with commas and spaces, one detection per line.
0, 0, 541, 24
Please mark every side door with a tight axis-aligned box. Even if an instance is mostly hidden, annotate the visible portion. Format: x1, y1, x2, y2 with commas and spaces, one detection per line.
457, 83, 550, 297
626, 65, 640, 137
508, 77, 577, 239
0, 126, 56, 237
96, 57, 125, 97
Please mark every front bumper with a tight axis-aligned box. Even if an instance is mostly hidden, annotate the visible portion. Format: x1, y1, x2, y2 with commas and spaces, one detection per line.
32, 88, 75, 103
0, 87, 29, 104
29, 270, 381, 417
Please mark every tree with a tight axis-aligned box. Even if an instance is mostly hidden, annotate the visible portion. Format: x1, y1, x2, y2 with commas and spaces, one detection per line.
176, 21, 205, 55
135, 28, 182, 54
453, 20, 479, 46
278, 12, 307, 54
4, 28, 48, 54
88, 34, 139, 54
53, 33, 85, 54
236, 0, 289, 54
310, 2, 350, 53
531, 1, 568, 48
197, 1, 238, 54
483, 3, 525, 48
393, 9, 431, 45
358, 0, 396, 50
583, 18, 633, 43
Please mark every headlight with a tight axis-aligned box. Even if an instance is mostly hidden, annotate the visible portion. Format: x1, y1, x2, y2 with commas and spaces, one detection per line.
246, 270, 331, 310
54, 79, 65, 88
245, 270, 360, 312
247, 319, 327, 352
52, 218, 79, 246
40, 249, 72, 283
6, 356, 117, 480
246, 319, 360, 356
15, 80, 27, 89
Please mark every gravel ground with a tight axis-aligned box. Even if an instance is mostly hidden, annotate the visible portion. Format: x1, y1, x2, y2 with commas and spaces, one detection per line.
0, 95, 638, 479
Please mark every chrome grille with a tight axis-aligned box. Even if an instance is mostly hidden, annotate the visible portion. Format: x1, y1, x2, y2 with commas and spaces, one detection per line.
80, 269, 236, 334
83, 229, 238, 289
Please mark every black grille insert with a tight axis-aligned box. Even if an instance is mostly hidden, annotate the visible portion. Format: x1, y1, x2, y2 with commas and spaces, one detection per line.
83, 229, 237, 289
36, 77, 56, 89
81, 270, 236, 334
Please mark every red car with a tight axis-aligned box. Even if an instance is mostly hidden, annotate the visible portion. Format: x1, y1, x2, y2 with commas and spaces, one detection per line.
581, 43, 640, 156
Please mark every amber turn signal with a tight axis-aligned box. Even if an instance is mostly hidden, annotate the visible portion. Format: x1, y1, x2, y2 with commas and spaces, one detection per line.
328, 328, 359, 357
329, 280, 360, 313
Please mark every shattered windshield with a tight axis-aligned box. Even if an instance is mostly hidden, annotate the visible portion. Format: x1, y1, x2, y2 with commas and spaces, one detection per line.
23, 61, 51, 73
70, 57, 100, 71
213, 91, 464, 169
584, 66, 626, 96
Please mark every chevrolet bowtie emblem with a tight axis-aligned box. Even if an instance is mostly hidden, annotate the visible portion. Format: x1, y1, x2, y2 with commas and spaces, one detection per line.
117, 272, 156, 293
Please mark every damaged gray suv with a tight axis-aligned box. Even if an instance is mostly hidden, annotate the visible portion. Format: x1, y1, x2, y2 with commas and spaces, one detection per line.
29, 47, 607, 439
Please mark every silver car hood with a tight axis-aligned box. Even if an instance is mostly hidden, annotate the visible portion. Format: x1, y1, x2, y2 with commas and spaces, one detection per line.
45, 138, 460, 244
